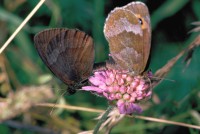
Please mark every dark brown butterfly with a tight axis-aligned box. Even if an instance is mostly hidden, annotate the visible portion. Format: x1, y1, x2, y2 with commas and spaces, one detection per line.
34, 28, 95, 94
104, 1, 151, 75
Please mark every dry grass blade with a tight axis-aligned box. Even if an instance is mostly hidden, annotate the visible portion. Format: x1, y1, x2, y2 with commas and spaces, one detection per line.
189, 21, 200, 33
152, 35, 200, 88
152, 21, 200, 87
37, 103, 200, 130
98, 107, 124, 134
0, 0, 45, 54
36, 103, 104, 113
0, 85, 54, 121
132, 115, 200, 130
0, 55, 11, 94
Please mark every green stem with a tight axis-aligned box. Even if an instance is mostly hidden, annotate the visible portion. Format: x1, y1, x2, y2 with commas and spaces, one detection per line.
93, 106, 114, 134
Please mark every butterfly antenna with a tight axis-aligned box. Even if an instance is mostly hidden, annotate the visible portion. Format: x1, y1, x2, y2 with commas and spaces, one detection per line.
50, 88, 67, 116
150, 76, 175, 82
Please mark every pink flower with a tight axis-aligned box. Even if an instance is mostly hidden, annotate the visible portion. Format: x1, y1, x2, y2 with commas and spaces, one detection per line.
81, 69, 152, 115
117, 100, 142, 114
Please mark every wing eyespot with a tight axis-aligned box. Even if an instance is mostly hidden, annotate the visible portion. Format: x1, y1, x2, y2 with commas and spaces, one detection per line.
138, 18, 143, 25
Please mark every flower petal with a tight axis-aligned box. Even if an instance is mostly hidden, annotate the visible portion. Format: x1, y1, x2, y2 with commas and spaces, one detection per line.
81, 86, 103, 93
89, 77, 105, 86
117, 101, 142, 114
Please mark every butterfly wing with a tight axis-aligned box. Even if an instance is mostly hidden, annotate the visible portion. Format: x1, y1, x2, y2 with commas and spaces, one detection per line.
104, 2, 151, 75
34, 28, 95, 85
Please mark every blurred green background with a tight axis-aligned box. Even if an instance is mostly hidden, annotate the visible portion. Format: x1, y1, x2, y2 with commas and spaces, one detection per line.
0, 0, 200, 133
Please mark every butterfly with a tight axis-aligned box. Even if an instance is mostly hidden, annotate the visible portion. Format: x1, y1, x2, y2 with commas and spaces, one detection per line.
34, 28, 95, 94
34, 1, 151, 95
104, 1, 151, 75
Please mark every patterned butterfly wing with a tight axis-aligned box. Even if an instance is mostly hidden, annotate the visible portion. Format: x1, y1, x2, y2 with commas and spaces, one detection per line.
104, 2, 151, 75
34, 28, 95, 85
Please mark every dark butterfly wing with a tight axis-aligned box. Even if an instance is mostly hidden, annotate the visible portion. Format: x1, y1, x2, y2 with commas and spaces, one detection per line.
104, 2, 151, 75
34, 28, 95, 85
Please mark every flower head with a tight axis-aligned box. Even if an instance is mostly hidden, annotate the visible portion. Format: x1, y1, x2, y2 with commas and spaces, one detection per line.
82, 69, 152, 115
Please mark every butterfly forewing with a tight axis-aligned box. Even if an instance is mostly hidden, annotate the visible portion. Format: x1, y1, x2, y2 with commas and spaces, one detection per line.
125, 2, 151, 69
34, 28, 94, 85
104, 2, 151, 75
